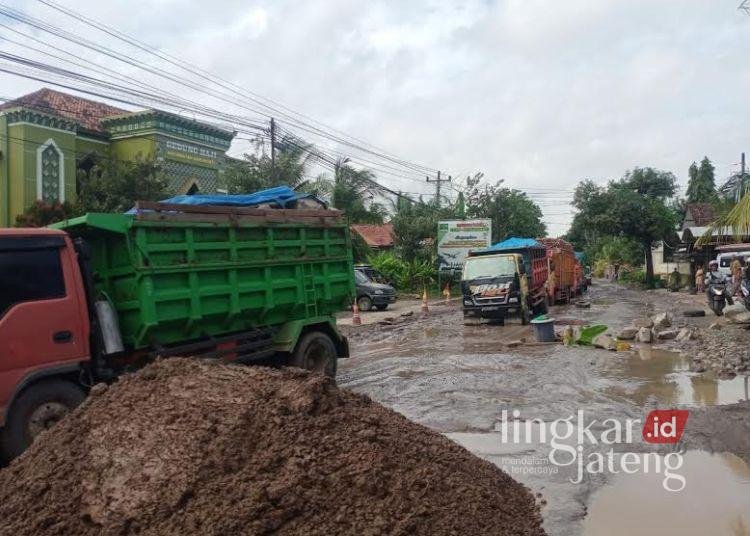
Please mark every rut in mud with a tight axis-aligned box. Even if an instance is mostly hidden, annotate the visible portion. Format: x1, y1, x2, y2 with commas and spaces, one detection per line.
0, 359, 545, 536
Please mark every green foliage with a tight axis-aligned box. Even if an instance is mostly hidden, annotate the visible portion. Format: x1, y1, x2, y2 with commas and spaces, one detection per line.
226, 134, 315, 193
568, 168, 678, 286
351, 232, 371, 263
608, 168, 678, 262
391, 197, 456, 263
618, 267, 646, 283
686, 157, 718, 203
15, 200, 74, 227
76, 154, 168, 213
698, 191, 750, 244
592, 235, 643, 266
307, 158, 387, 224
464, 175, 546, 242
368, 251, 437, 292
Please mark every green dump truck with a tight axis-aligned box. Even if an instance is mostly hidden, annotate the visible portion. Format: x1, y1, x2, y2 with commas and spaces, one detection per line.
0, 201, 354, 458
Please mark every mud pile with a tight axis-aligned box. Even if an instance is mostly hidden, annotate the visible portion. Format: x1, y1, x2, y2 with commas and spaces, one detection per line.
0, 359, 544, 535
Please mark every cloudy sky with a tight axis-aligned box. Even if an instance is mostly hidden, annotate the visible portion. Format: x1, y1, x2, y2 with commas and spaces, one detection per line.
4, 0, 750, 235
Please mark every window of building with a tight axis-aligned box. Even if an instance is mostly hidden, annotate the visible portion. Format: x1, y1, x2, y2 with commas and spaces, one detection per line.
36, 139, 65, 203
0, 248, 66, 318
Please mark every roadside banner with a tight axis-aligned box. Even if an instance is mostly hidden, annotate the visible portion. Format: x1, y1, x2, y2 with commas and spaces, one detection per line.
437, 219, 492, 273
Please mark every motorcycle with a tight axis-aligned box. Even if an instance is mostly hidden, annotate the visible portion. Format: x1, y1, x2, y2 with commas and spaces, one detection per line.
741, 277, 750, 311
708, 283, 733, 316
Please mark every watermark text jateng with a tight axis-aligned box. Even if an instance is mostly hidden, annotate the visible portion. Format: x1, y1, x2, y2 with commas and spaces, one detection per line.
496, 409, 688, 492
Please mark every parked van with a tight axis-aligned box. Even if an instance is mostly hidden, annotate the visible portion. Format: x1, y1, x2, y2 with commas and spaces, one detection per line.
716, 251, 750, 277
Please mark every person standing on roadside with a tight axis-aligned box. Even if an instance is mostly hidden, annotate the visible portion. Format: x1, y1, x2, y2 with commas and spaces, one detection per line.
731, 256, 743, 296
695, 265, 705, 293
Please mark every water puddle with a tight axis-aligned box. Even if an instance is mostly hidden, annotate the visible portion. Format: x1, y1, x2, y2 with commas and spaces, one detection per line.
583, 450, 750, 536
602, 347, 750, 406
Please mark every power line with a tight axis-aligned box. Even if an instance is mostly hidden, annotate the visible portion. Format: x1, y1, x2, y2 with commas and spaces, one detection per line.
14, 0, 449, 180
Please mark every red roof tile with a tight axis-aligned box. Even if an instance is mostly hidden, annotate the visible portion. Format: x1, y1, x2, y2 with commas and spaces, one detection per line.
0, 88, 129, 133
351, 223, 394, 248
685, 203, 715, 226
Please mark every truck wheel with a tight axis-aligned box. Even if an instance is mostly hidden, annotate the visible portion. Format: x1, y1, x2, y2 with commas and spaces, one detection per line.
2, 379, 85, 460
357, 296, 373, 312
291, 332, 337, 378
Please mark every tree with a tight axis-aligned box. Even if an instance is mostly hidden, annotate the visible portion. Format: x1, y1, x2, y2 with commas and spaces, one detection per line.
76, 154, 168, 213
464, 175, 546, 242
606, 168, 677, 285
685, 157, 717, 203
226, 134, 315, 193
15, 200, 74, 227
568, 168, 678, 285
308, 158, 387, 224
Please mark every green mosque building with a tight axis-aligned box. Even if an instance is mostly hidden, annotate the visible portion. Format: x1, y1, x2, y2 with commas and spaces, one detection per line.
0, 88, 236, 226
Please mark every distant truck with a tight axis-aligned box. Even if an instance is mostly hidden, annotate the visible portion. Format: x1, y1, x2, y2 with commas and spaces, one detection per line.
0, 201, 354, 459
461, 237, 549, 324
537, 237, 581, 303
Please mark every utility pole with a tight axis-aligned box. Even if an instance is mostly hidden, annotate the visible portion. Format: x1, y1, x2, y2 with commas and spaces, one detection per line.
741, 152, 747, 202
270, 117, 276, 184
426, 171, 451, 208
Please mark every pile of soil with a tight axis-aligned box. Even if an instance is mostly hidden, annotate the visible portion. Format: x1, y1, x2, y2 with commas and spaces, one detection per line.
0, 359, 545, 535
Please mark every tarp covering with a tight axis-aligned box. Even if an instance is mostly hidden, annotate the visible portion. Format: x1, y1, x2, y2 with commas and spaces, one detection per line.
484, 237, 543, 251
153, 186, 315, 209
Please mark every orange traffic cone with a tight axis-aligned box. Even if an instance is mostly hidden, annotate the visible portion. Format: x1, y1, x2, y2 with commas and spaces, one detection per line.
352, 300, 362, 326
421, 288, 429, 316
444, 282, 451, 302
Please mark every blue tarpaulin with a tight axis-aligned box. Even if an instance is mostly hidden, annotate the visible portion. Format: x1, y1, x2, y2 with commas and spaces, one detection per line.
127, 186, 324, 213
483, 236, 543, 251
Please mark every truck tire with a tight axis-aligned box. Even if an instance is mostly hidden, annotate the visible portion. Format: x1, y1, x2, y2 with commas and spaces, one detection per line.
290, 332, 337, 378
357, 296, 373, 312
2, 379, 85, 460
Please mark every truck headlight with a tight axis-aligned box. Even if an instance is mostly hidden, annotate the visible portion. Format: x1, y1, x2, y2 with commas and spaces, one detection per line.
374, 289, 383, 295
508, 297, 518, 303
464, 299, 473, 305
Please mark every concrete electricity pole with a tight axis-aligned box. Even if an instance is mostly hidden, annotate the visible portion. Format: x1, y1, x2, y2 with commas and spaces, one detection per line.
426, 171, 451, 208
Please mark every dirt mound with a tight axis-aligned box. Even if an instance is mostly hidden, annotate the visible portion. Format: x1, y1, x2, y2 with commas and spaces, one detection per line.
0, 359, 545, 535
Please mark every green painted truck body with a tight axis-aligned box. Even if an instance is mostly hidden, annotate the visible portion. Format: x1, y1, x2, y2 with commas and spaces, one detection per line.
54, 212, 355, 352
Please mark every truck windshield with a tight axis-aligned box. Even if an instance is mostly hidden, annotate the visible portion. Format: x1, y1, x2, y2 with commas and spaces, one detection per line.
462, 256, 517, 280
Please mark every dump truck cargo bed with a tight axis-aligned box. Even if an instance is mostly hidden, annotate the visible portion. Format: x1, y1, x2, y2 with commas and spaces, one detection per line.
54, 205, 355, 351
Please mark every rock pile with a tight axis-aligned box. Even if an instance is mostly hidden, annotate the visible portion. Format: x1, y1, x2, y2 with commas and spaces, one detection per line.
616, 312, 687, 343
0, 359, 545, 536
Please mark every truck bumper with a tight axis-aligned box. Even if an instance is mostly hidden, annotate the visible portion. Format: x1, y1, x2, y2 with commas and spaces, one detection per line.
462, 304, 519, 320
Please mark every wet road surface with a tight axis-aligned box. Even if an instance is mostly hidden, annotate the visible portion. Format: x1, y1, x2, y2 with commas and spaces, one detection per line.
339, 280, 750, 536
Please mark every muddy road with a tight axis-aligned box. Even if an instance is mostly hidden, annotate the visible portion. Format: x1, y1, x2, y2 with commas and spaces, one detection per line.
339, 280, 750, 536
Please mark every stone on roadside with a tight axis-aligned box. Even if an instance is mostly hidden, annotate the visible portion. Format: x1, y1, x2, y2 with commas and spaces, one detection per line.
400, 311, 414, 317
723, 304, 750, 324
709, 322, 723, 330
506, 340, 524, 348
675, 328, 695, 341
633, 318, 654, 329
592, 334, 617, 350
652, 312, 673, 329
656, 329, 678, 340
636, 327, 652, 343
616, 327, 639, 340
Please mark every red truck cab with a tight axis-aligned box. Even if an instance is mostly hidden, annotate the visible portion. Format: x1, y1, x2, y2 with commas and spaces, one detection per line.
0, 228, 91, 458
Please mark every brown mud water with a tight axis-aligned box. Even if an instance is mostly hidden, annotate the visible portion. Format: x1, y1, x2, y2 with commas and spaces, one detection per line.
340, 280, 750, 535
